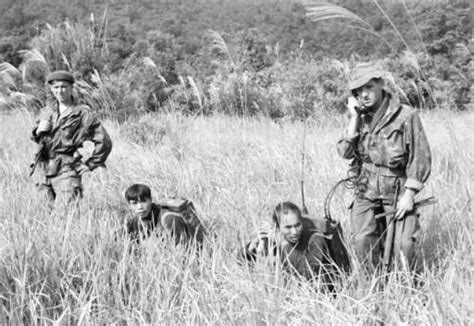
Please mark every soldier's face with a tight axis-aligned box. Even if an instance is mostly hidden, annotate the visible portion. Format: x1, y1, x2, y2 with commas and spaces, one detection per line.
279, 211, 303, 245
353, 79, 384, 111
128, 199, 152, 220
50, 80, 73, 105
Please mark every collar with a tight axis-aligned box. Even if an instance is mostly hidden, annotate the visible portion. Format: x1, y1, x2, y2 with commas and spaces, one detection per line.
360, 92, 402, 134
141, 203, 161, 223
372, 94, 402, 134
368, 92, 390, 133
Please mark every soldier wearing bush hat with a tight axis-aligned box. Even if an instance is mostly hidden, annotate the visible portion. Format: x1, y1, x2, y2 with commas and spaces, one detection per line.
30, 70, 112, 206
348, 63, 386, 92
336, 62, 432, 274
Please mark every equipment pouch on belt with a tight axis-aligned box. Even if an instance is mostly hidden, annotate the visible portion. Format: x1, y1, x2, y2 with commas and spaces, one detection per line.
45, 156, 62, 177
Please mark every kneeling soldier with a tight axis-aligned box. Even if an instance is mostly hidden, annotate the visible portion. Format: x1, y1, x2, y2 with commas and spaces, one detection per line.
122, 184, 198, 245
239, 202, 336, 286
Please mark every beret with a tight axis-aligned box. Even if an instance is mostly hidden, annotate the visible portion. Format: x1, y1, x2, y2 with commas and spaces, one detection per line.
348, 64, 386, 91
46, 70, 75, 84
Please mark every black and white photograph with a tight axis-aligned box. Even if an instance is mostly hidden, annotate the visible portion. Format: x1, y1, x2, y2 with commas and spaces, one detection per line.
0, 0, 472, 324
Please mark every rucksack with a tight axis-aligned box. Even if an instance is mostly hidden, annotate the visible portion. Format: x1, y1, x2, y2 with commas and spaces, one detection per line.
320, 178, 354, 274
157, 197, 206, 244
303, 216, 352, 275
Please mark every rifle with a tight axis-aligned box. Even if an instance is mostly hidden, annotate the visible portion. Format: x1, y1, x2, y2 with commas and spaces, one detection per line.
29, 137, 49, 177
382, 182, 399, 273
380, 190, 437, 273
375, 196, 437, 220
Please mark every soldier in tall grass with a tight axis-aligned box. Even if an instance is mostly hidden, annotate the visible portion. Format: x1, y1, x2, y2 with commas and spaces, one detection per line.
31, 70, 112, 205
337, 63, 432, 273
239, 202, 336, 287
119, 184, 191, 245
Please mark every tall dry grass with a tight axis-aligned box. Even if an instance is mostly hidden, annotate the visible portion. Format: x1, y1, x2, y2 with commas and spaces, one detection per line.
0, 109, 472, 324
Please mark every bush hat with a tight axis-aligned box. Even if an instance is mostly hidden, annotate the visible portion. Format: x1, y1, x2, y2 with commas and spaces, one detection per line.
46, 70, 75, 84
348, 63, 386, 91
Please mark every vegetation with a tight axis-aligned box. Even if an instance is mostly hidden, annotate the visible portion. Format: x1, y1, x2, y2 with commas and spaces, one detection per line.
0, 109, 472, 324
0, 1, 472, 324
0, 0, 472, 118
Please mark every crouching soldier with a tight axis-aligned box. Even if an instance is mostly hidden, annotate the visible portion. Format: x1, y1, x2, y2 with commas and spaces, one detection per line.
31, 70, 112, 205
238, 202, 340, 289
120, 183, 205, 246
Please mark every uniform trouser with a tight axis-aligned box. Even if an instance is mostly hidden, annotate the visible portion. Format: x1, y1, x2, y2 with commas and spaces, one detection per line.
351, 196, 421, 272
38, 170, 83, 206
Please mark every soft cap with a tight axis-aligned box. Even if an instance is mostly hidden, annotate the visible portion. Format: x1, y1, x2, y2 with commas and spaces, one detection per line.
46, 70, 75, 84
348, 64, 386, 91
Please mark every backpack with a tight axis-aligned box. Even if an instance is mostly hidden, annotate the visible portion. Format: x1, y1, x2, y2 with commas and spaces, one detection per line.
320, 178, 355, 274
157, 197, 206, 244
303, 216, 352, 275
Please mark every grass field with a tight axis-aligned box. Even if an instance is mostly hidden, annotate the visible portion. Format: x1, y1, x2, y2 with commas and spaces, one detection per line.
0, 109, 472, 325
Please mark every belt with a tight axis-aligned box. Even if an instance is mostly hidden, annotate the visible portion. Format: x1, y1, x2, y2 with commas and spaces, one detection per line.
361, 162, 405, 177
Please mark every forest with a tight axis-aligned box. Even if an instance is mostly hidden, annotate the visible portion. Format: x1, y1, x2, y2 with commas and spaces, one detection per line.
0, 0, 471, 120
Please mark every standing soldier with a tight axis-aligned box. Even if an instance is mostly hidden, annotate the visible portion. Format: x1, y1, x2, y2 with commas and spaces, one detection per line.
31, 70, 112, 205
337, 63, 432, 273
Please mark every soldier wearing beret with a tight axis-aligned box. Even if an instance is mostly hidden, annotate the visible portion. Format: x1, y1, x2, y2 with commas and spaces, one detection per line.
31, 70, 112, 205
337, 63, 432, 273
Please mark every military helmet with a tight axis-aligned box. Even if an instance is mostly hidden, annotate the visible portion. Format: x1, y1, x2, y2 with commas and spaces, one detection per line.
348, 63, 386, 91
46, 70, 75, 84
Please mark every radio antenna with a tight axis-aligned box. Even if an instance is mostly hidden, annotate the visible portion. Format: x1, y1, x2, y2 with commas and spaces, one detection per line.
300, 117, 308, 215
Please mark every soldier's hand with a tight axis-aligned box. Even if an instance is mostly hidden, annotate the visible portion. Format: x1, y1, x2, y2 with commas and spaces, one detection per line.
395, 189, 415, 220
253, 224, 272, 254
76, 163, 91, 175
256, 225, 271, 241
36, 120, 52, 135
347, 96, 362, 118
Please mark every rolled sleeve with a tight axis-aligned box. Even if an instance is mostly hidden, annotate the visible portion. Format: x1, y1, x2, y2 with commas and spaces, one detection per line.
404, 111, 432, 191
83, 114, 113, 170
337, 132, 359, 159
404, 178, 424, 192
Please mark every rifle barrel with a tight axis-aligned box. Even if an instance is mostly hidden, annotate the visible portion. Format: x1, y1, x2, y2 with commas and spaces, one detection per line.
375, 197, 437, 219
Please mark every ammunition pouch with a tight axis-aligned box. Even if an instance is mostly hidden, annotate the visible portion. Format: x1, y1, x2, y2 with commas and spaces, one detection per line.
44, 153, 82, 177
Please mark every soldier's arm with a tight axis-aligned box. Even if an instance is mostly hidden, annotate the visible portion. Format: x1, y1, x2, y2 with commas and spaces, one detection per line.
337, 97, 361, 159
336, 133, 359, 159
31, 107, 54, 142
236, 241, 260, 267
403, 111, 432, 192
307, 233, 326, 271
82, 113, 113, 171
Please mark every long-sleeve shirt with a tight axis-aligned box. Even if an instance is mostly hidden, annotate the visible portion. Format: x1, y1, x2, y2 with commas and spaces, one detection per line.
337, 93, 431, 199
32, 102, 112, 176
122, 203, 189, 245
238, 217, 332, 281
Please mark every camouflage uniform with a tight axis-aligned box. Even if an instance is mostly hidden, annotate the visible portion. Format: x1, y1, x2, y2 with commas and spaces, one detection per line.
32, 102, 112, 203
239, 217, 334, 282
337, 91, 432, 270
124, 203, 189, 245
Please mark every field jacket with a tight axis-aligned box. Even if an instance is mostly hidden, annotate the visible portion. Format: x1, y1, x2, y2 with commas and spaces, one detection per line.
337, 93, 431, 202
32, 102, 112, 177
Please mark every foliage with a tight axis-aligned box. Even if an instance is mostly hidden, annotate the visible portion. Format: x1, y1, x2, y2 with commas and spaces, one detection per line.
0, 109, 472, 324
0, 0, 471, 117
